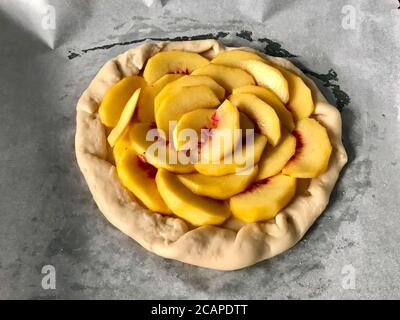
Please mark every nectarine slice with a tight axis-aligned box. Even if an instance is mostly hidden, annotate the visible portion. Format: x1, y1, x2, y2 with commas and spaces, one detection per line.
233, 85, 294, 131
240, 112, 256, 131
178, 166, 258, 200
200, 100, 240, 163
107, 89, 141, 147
230, 174, 296, 223
143, 51, 210, 84
257, 129, 296, 180
191, 64, 255, 92
211, 49, 264, 68
113, 130, 131, 165
229, 93, 281, 146
154, 75, 225, 114
99, 76, 146, 128
173, 108, 216, 151
241, 59, 289, 104
129, 122, 195, 174
155, 168, 231, 226
276, 66, 315, 120
282, 118, 332, 178
136, 74, 183, 123
117, 150, 171, 214
155, 85, 220, 137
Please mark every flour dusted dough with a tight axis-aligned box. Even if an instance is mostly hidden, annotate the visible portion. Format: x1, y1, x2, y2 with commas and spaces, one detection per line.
75, 40, 347, 270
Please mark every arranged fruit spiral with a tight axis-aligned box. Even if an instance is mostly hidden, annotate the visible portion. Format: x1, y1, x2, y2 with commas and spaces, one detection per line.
99, 49, 332, 227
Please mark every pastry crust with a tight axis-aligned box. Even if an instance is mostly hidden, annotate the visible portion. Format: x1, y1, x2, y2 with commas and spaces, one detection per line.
75, 40, 347, 270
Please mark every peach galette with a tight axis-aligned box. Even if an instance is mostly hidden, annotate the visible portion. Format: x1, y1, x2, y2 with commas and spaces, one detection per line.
76, 40, 347, 270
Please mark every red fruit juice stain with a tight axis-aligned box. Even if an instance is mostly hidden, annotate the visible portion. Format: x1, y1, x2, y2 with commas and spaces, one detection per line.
211, 112, 220, 127
149, 122, 157, 129
170, 68, 190, 75
288, 130, 304, 163
244, 178, 270, 193
136, 155, 157, 179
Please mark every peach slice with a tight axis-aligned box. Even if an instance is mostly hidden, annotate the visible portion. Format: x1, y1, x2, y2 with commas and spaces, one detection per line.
107, 89, 141, 147
257, 129, 296, 180
233, 85, 294, 131
155, 75, 225, 113
282, 118, 332, 178
117, 150, 171, 214
230, 174, 296, 223
211, 49, 264, 68
99, 76, 146, 128
194, 133, 267, 176
177, 166, 258, 200
136, 74, 183, 123
154, 75, 224, 120
154, 75, 225, 109
229, 93, 281, 146
173, 108, 216, 151
276, 66, 315, 120
200, 100, 240, 163
143, 51, 210, 84
155, 168, 231, 226
191, 64, 255, 92
155, 85, 220, 137
113, 130, 131, 165
241, 59, 289, 104
240, 112, 255, 131
129, 122, 195, 174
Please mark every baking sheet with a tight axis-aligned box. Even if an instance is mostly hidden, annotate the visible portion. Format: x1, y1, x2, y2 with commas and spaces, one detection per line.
0, 0, 399, 299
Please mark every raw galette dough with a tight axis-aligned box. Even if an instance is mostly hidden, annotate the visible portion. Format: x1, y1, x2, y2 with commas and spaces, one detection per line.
75, 40, 347, 270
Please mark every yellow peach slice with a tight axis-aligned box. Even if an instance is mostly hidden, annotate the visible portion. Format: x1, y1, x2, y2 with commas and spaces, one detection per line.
194, 162, 236, 177
113, 129, 132, 165
241, 59, 289, 104
129, 122, 195, 174
155, 85, 220, 137
107, 89, 141, 147
240, 112, 256, 131
154, 75, 225, 116
99, 76, 146, 128
173, 108, 216, 151
143, 51, 210, 84
191, 64, 255, 92
200, 100, 240, 162
257, 130, 296, 180
211, 49, 264, 68
117, 150, 171, 214
239, 133, 268, 165
177, 166, 258, 200
233, 85, 294, 131
229, 93, 281, 146
194, 134, 267, 176
282, 118, 332, 178
276, 66, 315, 120
155, 168, 231, 226
136, 74, 183, 123
230, 174, 296, 223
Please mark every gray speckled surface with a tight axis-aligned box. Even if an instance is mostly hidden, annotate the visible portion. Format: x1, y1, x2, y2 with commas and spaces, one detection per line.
0, 0, 399, 299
